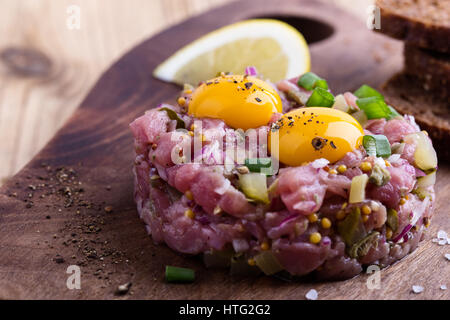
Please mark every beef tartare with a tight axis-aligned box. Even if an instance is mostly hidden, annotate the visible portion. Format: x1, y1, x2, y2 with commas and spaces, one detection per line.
130, 70, 437, 280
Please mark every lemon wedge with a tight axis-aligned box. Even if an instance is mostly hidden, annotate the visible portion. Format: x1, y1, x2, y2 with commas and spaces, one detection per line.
153, 19, 310, 85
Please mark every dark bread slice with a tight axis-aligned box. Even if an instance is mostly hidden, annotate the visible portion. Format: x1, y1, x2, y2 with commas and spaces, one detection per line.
376, 0, 450, 53
404, 44, 450, 100
381, 73, 450, 161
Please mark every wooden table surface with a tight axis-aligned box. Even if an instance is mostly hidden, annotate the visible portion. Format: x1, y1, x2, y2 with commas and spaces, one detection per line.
0, 0, 373, 185
1, 0, 448, 300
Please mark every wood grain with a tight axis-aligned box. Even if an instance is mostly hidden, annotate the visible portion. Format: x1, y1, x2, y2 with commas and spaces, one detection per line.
0, 0, 448, 300
0, 0, 232, 184
0, 0, 374, 185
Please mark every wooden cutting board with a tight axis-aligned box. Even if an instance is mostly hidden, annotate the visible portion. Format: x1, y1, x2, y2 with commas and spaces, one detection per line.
0, 0, 448, 300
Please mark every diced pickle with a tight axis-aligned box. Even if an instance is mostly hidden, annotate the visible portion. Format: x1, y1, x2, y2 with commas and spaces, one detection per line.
369, 164, 391, 186
337, 207, 367, 247
254, 251, 284, 275
386, 209, 399, 232
348, 231, 380, 259
159, 107, 186, 129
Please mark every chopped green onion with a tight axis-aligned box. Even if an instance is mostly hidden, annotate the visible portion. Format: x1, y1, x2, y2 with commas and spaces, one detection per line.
306, 87, 335, 107
165, 266, 195, 283
356, 97, 391, 120
387, 105, 401, 120
314, 79, 329, 90
354, 85, 385, 100
159, 107, 185, 129
363, 135, 391, 158
245, 158, 272, 173
298, 72, 328, 91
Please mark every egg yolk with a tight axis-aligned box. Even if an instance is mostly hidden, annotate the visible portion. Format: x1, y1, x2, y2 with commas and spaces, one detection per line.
269, 107, 364, 166
188, 75, 282, 130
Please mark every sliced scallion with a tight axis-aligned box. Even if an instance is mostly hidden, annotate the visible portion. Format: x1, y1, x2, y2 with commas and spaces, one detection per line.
387, 105, 401, 120
356, 97, 391, 119
363, 135, 391, 158
354, 84, 385, 100
314, 79, 329, 90
298, 72, 328, 91
245, 158, 272, 173
306, 87, 335, 107
165, 266, 195, 283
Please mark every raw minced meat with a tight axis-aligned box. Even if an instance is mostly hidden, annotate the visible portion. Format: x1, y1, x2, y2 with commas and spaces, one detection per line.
130, 76, 436, 280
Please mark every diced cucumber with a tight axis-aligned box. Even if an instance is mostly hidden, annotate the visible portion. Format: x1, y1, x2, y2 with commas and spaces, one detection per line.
405, 131, 438, 171
349, 174, 369, 204
416, 170, 436, 189
254, 251, 283, 275
238, 173, 269, 204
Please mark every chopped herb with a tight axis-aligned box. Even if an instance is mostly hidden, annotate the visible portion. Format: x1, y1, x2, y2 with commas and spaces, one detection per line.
298, 72, 329, 91
354, 84, 385, 100
165, 266, 195, 283
159, 107, 185, 129
363, 135, 391, 158
305, 87, 335, 107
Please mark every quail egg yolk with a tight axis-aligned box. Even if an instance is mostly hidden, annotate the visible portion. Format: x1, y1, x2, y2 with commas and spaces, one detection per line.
188, 75, 282, 130
269, 107, 364, 166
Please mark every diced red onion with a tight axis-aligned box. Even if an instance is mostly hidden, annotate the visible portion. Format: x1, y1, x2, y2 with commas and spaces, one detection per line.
312, 158, 329, 169
232, 239, 250, 252
387, 154, 401, 164
196, 215, 209, 225
245, 66, 258, 76
321, 236, 331, 246
280, 214, 298, 227
393, 224, 412, 242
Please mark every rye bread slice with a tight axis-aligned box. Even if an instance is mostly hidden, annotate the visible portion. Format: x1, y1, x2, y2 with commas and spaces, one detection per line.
376, 0, 450, 53
381, 73, 450, 161
404, 44, 450, 99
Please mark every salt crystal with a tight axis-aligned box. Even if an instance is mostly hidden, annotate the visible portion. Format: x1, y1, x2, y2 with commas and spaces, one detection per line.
437, 230, 448, 240
445, 253, 450, 261
448, 238, 450, 245
440, 285, 447, 290
305, 289, 318, 300
412, 285, 424, 294
432, 238, 439, 243
439, 239, 448, 246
